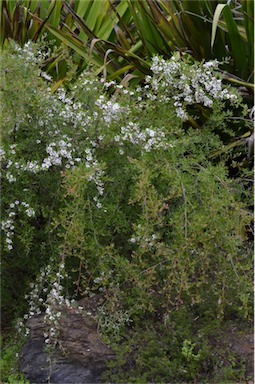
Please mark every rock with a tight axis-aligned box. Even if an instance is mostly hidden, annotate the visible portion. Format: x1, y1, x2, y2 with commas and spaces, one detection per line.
19, 296, 115, 384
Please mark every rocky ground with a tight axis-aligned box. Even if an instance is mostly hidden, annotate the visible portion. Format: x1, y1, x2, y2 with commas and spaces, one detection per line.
19, 295, 254, 384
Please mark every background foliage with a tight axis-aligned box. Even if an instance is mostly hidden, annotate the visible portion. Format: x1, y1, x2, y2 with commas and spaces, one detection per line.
1, 0, 254, 88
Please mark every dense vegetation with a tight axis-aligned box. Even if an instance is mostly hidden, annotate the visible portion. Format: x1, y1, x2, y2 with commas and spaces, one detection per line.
1, 1, 254, 383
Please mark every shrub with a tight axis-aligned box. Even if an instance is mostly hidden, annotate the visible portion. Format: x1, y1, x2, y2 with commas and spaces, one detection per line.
0, 41, 87, 325
1, 41, 253, 382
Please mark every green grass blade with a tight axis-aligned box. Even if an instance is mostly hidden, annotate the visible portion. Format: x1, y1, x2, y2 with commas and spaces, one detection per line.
127, 1, 165, 57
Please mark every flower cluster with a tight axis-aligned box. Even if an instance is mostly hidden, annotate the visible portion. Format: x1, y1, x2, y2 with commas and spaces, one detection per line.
20, 262, 74, 346
95, 95, 125, 126
11, 40, 38, 66
58, 91, 89, 129
84, 151, 105, 209
93, 270, 114, 292
129, 223, 159, 250
147, 56, 240, 120
1, 201, 35, 250
42, 137, 78, 170
114, 122, 171, 154
43, 276, 67, 345
2, 141, 79, 184
57, 76, 104, 131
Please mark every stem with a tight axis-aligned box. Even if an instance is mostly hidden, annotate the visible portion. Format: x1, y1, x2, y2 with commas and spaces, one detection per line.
181, 182, 188, 241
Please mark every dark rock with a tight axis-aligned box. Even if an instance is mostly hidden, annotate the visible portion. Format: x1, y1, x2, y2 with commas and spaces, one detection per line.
19, 339, 49, 383
19, 296, 115, 384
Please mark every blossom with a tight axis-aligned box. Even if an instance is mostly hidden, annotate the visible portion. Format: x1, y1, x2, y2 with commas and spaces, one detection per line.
148, 55, 240, 120
95, 95, 127, 126
114, 122, 170, 153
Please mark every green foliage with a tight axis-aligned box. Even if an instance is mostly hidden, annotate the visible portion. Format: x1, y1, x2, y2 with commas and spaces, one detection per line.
1, 1, 253, 89
42, 0, 254, 88
0, 41, 71, 325
102, 313, 249, 383
0, 0, 133, 84
1, 42, 253, 382
211, 0, 254, 83
0, 334, 29, 383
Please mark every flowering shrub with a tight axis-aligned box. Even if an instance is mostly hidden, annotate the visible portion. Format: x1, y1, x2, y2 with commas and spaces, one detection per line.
16, 261, 73, 348
147, 56, 241, 120
1, 42, 253, 382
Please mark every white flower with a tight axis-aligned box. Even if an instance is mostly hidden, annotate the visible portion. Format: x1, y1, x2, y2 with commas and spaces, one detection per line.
86, 153, 93, 162
146, 129, 155, 137
176, 108, 188, 121
0, 147, 6, 160
26, 208, 35, 217
6, 173, 17, 182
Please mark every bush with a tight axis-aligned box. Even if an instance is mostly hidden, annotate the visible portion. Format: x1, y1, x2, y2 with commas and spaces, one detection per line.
1, 41, 253, 382
0, 333, 29, 383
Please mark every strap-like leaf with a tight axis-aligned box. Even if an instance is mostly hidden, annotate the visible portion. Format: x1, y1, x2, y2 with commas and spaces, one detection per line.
211, 3, 227, 49
104, 49, 115, 79
222, 5, 247, 78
